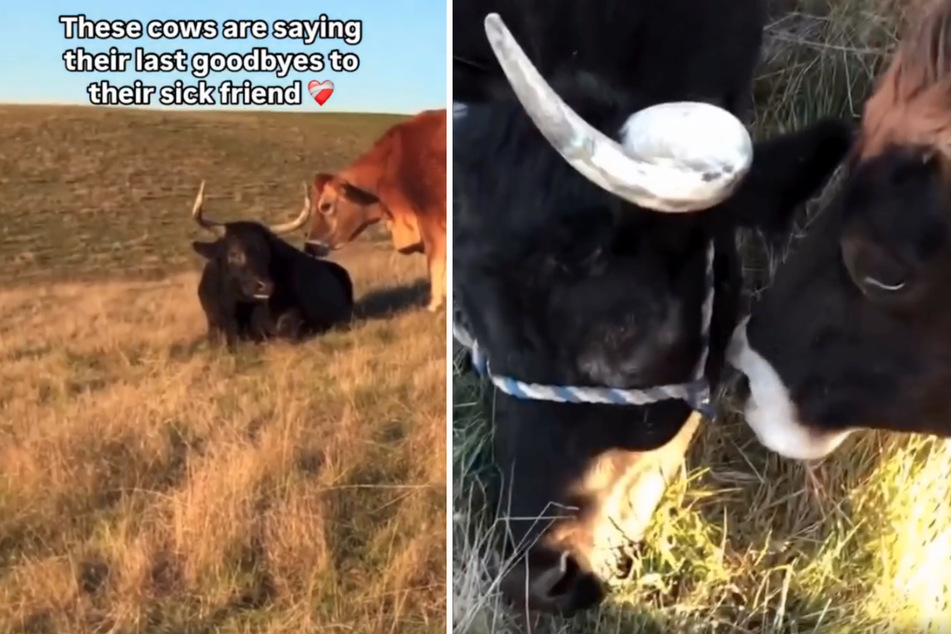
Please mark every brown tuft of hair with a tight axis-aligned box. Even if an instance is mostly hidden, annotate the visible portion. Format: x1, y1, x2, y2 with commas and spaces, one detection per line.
860, 0, 951, 159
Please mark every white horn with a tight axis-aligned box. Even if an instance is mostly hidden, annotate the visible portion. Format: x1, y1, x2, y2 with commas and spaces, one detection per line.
191, 180, 225, 235
483, 13, 753, 213
268, 182, 312, 235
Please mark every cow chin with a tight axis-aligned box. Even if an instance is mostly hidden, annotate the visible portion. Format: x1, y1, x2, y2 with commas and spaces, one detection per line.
501, 412, 701, 614
304, 241, 333, 258
727, 319, 854, 461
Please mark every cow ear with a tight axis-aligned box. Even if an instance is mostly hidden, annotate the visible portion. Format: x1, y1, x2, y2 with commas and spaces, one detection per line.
192, 240, 219, 259
728, 118, 854, 238
340, 183, 380, 206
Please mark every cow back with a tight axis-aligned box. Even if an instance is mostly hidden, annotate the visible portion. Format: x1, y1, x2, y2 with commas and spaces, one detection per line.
380, 110, 447, 228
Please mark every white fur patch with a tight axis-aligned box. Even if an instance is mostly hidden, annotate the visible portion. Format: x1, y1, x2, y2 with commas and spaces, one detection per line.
727, 318, 853, 461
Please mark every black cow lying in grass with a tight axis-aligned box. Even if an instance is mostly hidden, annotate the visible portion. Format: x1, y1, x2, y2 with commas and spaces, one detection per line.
190, 181, 354, 347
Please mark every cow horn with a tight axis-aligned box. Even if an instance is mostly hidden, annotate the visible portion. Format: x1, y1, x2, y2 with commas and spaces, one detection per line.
191, 180, 225, 235
482, 13, 753, 213
268, 182, 312, 235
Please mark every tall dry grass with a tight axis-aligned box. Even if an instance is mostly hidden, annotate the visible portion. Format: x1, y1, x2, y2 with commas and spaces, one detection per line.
0, 106, 446, 633
0, 252, 447, 633
452, 1, 951, 632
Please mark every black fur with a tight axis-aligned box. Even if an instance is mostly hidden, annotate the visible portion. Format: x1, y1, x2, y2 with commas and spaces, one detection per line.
453, 0, 852, 614
193, 222, 353, 348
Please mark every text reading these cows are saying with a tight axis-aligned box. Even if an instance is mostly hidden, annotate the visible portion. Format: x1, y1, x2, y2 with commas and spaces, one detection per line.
60, 15, 363, 106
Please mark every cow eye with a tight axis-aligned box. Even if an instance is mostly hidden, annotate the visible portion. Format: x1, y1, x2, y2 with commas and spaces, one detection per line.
228, 250, 246, 265
854, 261, 911, 298
841, 231, 911, 300
319, 202, 333, 215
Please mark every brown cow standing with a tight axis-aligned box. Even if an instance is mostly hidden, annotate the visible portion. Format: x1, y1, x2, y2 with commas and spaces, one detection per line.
304, 109, 447, 312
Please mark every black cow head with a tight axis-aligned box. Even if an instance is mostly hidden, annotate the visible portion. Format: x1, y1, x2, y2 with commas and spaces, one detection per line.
454, 13, 852, 614
190, 181, 311, 301
728, 5, 951, 460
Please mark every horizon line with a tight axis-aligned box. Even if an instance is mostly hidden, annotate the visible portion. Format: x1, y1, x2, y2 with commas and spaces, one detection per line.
0, 99, 442, 116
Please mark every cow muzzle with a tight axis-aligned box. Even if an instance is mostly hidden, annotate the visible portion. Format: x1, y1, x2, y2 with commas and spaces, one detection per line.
304, 241, 332, 257
247, 279, 274, 301
496, 411, 703, 614
500, 548, 606, 615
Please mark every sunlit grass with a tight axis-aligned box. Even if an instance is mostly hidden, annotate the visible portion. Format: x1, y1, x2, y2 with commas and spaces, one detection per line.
0, 105, 446, 633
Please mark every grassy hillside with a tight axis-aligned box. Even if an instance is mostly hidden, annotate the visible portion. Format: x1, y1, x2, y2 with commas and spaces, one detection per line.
0, 105, 403, 284
0, 105, 446, 633
452, 1, 951, 632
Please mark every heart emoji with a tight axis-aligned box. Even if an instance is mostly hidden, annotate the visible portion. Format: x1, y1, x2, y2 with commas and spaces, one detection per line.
307, 80, 334, 106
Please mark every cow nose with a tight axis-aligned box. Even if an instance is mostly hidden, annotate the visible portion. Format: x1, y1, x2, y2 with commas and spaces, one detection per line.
304, 241, 330, 257
500, 550, 604, 615
252, 280, 273, 298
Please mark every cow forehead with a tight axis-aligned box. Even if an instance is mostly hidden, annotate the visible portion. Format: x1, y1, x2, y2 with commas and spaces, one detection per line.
224, 224, 272, 249
843, 156, 951, 246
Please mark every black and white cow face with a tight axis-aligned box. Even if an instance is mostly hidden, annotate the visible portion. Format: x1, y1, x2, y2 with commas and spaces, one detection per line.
729, 148, 951, 461
454, 5, 852, 613
728, 3, 951, 461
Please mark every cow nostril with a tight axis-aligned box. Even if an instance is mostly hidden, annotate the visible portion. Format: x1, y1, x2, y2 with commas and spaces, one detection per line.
541, 552, 579, 599
503, 550, 604, 614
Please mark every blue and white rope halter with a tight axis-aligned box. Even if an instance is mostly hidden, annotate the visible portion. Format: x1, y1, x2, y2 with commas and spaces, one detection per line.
453, 241, 718, 420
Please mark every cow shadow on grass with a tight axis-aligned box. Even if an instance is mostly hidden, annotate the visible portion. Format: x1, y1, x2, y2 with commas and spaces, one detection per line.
352, 278, 430, 321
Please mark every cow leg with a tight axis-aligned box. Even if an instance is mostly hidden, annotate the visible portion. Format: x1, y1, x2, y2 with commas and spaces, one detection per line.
224, 314, 243, 349
248, 304, 274, 342
426, 245, 447, 313
206, 320, 226, 346
205, 309, 240, 350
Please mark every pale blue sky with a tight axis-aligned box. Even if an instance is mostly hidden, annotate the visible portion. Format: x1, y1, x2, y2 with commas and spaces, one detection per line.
0, 0, 447, 113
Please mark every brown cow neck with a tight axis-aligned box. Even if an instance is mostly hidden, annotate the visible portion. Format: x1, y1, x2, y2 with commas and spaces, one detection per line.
338, 128, 397, 197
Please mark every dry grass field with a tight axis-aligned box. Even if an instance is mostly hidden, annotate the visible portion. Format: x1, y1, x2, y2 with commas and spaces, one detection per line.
452, 1, 951, 632
0, 105, 446, 633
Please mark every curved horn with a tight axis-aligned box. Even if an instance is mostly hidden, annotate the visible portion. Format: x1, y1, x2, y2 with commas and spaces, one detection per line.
268, 182, 312, 235
191, 180, 225, 235
483, 13, 753, 213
